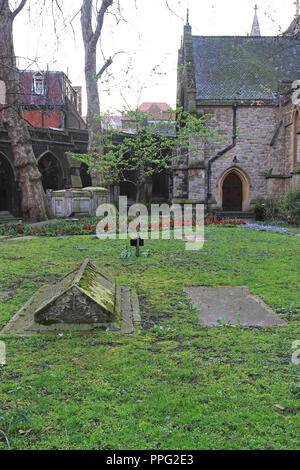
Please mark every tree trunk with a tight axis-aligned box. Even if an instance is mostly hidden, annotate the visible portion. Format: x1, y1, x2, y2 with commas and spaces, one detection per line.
136, 185, 141, 204
84, 48, 101, 153
81, 0, 113, 186
83, 46, 104, 187
0, 0, 48, 221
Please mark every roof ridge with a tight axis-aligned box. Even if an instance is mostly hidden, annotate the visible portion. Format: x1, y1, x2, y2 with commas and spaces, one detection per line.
192, 35, 289, 39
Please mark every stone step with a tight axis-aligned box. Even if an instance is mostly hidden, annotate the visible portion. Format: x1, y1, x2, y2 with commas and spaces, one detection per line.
215, 211, 255, 220
0, 211, 19, 225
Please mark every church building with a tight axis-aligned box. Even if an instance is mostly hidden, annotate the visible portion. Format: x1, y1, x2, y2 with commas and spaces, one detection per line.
173, 6, 300, 214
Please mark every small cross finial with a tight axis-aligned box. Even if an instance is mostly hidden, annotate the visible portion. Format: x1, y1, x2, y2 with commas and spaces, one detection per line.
251, 3, 261, 36
186, 8, 189, 25
295, 0, 300, 17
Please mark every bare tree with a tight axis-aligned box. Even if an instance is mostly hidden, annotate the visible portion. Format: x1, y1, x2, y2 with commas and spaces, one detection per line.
80, 0, 183, 185
81, 0, 114, 156
0, 0, 48, 221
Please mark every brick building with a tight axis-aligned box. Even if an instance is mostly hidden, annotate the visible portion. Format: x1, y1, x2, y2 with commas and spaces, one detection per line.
0, 70, 85, 130
173, 8, 300, 214
0, 71, 89, 219
138, 102, 174, 121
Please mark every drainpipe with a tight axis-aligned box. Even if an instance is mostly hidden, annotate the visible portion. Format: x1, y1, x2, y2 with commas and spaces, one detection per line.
207, 104, 237, 213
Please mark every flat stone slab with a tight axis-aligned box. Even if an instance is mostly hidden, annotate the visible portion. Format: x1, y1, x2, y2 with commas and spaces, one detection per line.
184, 286, 286, 327
0, 236, 37, 243
0, 291, 9, 300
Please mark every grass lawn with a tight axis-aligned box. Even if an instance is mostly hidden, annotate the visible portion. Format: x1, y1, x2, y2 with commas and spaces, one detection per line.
0, 226, 299, 450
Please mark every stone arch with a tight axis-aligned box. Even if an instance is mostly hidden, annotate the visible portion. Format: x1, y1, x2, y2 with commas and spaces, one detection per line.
0, 152, 16, 212
217, 167, 251, 212
37, 151, 64, 191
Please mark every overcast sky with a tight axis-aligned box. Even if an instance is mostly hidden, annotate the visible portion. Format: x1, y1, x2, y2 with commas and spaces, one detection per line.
13, 0, 298, 114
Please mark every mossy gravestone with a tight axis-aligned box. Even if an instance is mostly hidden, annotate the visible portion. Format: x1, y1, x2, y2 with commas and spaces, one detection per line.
1, 259, 140, 336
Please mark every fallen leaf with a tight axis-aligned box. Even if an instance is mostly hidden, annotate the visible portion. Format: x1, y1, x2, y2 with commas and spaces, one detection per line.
274, 404, 285, 411
18, 429, 31, 435
44, 426, 54, 433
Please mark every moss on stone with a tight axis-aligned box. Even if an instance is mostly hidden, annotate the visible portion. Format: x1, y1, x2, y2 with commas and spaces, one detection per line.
270, 120, 283, 146
71, 175, 83, 188
189, 160, 205, 169
266, 174, 291, 179
292, 164, 300, 175
77, 261, 116, 317
1, 259, 137, 334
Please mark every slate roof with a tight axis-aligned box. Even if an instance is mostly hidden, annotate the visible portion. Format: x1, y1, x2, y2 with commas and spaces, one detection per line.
192, 36, 300, 102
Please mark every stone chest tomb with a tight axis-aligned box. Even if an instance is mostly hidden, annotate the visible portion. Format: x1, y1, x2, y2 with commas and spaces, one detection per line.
1, 259, 140, 335
47, 187, 110, 218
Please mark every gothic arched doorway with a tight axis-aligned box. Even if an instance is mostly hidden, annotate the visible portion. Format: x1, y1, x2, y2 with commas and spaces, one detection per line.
38, 152, 63, 191
0, 154, 14, 212
222, 171, 243, 211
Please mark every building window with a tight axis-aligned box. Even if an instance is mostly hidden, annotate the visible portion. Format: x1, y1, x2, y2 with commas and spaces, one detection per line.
292, 108, 300, 171
0, 80, 6, 104
33, 73, 45, 95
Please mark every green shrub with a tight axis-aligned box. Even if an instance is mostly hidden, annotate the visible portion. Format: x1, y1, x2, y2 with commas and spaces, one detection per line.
284, 188, 300, 225
254, 189, 300, 225
254, 198, 267, 221
265, 198, 284, 221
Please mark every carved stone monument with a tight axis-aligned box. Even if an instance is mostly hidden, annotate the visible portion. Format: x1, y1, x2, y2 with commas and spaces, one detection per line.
1, 259, 140, 335
47, 187, 109, 218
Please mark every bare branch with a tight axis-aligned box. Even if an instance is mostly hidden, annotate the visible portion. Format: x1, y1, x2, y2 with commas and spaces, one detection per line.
54, 0, 64, 18
12, 0, 27, 19
69, 7, 81, 33
96, 56, 113, 79
96, 51, 125, 79
164, 0, 183, 21
90, 0, 113, 49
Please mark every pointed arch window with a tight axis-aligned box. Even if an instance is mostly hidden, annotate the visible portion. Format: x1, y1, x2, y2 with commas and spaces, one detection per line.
33, 72, 45, 95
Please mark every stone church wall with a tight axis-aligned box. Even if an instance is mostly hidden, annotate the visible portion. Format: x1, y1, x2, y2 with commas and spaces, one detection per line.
172, 103, 294, 209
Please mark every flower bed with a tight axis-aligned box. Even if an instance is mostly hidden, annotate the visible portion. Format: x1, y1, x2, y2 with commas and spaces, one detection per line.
239, 223, 292, 235
0, 216, 246, 238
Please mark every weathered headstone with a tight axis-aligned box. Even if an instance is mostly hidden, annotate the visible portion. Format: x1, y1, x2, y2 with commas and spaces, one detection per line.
1, 259, 140, 335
